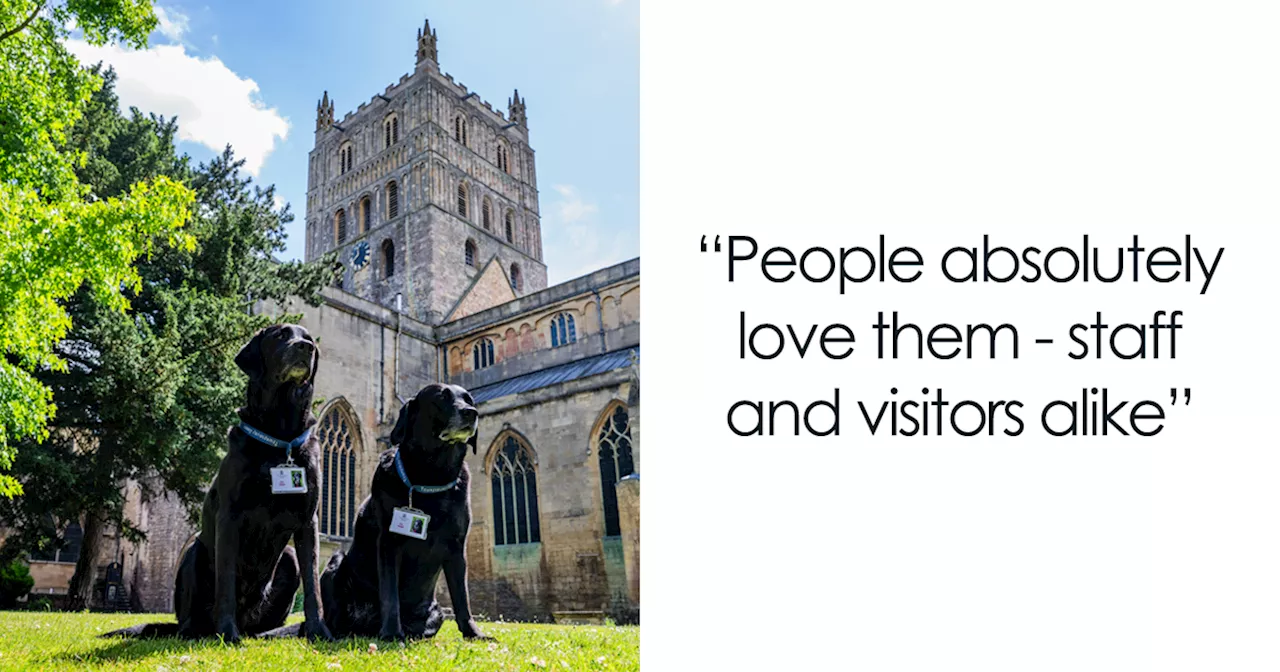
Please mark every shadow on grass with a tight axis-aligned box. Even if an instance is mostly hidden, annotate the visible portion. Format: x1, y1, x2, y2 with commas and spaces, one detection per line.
41, 635, 237, 666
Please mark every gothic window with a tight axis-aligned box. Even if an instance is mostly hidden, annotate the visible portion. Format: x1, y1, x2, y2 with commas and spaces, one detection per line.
596, 404, 635, 537
457, 183, 469, 218
30, 520, 83, 563
465, 239, 477, 267
510, 263, 522, 292
454, 115, 468, 146
359, 196, 371, 234
387, 181, 399, 219
338, 143, 354, 175
318, 405, 359, 538
382, 239, 395, 279
482, 197, 493, 230
497, 144, 510, 173
504, 210, 514, 243
334, 208, 347, 243
490, 434, 541, 545
550, 312, 577, 348
384, 114, 399, 148
473, 337, 495, 370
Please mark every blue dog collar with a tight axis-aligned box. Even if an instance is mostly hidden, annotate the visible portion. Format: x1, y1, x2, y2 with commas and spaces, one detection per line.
239, 422, 311, 462
394, 451, 457, 495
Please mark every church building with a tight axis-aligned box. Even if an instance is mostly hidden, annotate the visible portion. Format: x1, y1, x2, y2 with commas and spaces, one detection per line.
27, 17, 640, 624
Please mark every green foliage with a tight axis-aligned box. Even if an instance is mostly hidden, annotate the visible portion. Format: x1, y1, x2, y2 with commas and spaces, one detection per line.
0, 612, 640, 670
0, 559, 34, 608
0, 0, 193, 495
0, 68, 333, 571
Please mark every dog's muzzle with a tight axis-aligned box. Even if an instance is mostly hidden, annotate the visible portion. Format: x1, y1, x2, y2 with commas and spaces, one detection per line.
439, 408, 478, 442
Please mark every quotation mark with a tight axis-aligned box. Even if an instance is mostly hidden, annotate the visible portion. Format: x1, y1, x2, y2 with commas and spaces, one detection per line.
700, 235, 722, 253
1169, 388, 1191, 405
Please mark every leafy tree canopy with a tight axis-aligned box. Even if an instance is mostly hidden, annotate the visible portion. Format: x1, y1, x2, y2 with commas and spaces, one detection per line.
0, 0, 194, 496
0, 65, 333, 606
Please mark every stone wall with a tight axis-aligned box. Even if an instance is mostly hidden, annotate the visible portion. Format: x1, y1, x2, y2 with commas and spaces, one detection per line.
456, 373, 636, 621
441, 260, 639, 386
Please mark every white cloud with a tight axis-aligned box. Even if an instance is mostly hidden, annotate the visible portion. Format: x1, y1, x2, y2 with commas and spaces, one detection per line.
153, 6, 189, 42
544, 185, 627, 284
551, 184, 599, 224
63, 40, 289, 175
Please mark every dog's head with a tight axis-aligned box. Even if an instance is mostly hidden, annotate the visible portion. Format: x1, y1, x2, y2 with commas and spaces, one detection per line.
235, 324, 320, 388
391, 383, 478, 454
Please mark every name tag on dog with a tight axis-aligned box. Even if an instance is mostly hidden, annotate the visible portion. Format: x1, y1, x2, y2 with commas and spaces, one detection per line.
390, 508, 430, 540
270, 466, 307, 494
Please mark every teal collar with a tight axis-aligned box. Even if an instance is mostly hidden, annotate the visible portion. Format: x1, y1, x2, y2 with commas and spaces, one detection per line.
239, 422, 311, 462
393, 451, 457, 495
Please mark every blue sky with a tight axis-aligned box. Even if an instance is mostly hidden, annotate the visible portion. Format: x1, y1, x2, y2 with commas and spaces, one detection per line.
67, 0, 638, 285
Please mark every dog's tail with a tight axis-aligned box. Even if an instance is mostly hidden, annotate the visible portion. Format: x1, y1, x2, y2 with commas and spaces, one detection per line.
99, 622, 182, 639
258, 623, 303, 639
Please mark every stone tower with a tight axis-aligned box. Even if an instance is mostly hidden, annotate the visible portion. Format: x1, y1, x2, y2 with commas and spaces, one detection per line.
305, 17, 546, 324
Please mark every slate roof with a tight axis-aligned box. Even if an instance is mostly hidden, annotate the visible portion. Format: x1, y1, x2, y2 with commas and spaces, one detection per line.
472, 347, 639, 403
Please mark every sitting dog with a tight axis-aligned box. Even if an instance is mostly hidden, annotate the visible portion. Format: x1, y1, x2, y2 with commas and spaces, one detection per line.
268, 383, 489, 641
105, 324, 333, 642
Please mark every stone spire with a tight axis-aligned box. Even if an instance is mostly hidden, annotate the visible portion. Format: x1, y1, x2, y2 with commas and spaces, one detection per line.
316, 91, 334, 131
508, 89, 527, 128
416, 18, 438, 65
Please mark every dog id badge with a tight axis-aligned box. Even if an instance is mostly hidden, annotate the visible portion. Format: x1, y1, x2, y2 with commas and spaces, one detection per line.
390, 508, 430, 540
270, 466, 307, 494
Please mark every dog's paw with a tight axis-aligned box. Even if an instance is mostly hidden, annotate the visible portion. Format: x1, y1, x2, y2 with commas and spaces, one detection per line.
216, 623, 242, 645
459, 621, 492, 640
377, 627, 406, 643
305, 620, 335, 642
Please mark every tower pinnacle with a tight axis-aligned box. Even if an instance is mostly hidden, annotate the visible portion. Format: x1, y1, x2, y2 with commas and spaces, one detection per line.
417, 18, 438, 65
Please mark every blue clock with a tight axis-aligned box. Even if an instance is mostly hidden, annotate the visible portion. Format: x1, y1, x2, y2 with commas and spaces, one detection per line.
350, 240, 370, 271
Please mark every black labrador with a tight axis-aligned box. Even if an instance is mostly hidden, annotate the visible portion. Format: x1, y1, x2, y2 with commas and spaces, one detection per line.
266, 383, 489, 641
104, 324, 333, 642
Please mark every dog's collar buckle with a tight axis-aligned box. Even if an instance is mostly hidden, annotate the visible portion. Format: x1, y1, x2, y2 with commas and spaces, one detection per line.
239, 422, 311, 463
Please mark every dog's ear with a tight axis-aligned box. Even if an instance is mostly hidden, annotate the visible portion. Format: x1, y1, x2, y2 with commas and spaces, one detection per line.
235, 330, 265, 380
391, 397, 418, 446
307, 336, 321, 383
468, 431, 478, 455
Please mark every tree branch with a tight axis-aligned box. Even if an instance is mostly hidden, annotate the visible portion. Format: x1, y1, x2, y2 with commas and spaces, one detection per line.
0, 2, 45, 45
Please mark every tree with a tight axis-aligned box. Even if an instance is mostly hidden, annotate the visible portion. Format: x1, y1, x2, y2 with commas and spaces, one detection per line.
0, 0, 194, 496
0, 68, 334, 609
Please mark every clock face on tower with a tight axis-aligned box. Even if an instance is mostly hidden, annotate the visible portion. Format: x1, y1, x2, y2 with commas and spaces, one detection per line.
350, 240, 370, 271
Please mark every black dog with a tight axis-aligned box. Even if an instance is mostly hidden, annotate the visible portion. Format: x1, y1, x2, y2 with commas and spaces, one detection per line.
105, 325, 333, 642
268, 383, 489, 641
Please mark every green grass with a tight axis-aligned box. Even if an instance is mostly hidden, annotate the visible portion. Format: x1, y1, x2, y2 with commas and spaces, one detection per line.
0, 611, 638, 671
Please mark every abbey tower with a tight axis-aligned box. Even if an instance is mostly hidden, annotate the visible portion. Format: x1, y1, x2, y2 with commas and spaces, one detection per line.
306, 19, 547, 324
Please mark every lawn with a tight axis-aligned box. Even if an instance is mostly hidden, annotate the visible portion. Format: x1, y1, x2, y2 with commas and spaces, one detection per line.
0, 611, 638, 671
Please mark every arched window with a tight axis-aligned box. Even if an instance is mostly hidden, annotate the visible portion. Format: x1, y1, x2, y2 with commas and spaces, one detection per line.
490, 434, 541, 545
30, 519, 83, 563
465, 239, 477, 267
387, 181, 399, 219
596, 404, 635, 537
550, 312, 577, 348
454, 115, 468, 146
382, 239, 395, 279
456, 183, 469, 218
334, 208, 347, 243
339, 143, 353, 175
482, 197, 492, 230
331, 263, 345, 289
496, 144, 510, 173
510, 263, 522, 292
473, 337, 495, 370
359, 196, 371, 234
504, 210, 514, 243
318, 405, 360, 538
384, 114, 399, 148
